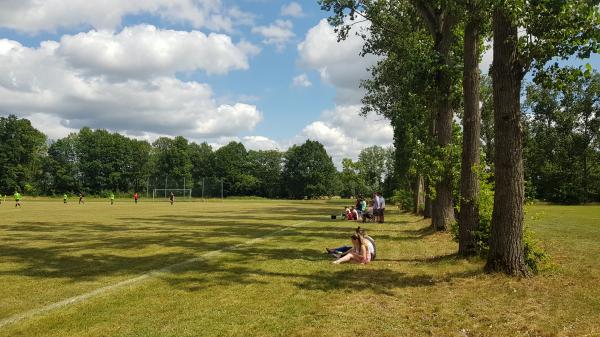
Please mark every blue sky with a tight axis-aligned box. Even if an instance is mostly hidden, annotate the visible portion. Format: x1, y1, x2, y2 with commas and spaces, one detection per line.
0, 0, 391, 165
0, 0, 597, 166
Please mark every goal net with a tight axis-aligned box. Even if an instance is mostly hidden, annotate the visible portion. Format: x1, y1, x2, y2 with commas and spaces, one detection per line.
196, 177, 223, 199
152, 188, 192, 201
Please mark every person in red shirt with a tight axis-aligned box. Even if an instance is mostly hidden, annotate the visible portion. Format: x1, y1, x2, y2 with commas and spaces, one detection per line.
133, 192, 139, 204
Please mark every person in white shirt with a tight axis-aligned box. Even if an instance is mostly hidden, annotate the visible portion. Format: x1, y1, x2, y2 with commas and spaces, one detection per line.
377, 192, 385, 223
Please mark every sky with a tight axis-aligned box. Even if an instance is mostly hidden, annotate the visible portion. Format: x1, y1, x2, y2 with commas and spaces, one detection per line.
0, 0, 391, 166
0, 1, 597, 167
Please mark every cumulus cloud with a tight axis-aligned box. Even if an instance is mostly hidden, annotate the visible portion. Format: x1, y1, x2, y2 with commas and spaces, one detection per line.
0, 33, 261, 139
298, 105, 393, 166
57, 25, 259, 78
0, 0, 247, 33
292, 73, 312, 87
281, 2, 304, 18
252, 20, 295, 51
242, 136, 281, 151
298, 19, 379, 104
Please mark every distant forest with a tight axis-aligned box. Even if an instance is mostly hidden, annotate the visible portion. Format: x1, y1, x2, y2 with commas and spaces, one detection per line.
0, 115, 395, 199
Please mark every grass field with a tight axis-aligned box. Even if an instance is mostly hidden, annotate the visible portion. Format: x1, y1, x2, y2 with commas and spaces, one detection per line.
0, 199, 598, 337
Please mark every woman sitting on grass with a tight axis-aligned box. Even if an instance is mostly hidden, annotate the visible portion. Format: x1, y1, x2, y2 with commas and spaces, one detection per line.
332, 233, 371, 264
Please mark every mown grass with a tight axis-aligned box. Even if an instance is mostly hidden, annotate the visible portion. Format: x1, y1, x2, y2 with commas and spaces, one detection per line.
0, 199, 598, 337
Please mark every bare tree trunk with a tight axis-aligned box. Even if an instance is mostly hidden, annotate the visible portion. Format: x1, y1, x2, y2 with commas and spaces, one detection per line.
459, 5, 481, 256
423, 178, 432, 218
485, 7, 528, 276
413, 175, 425, 214
431, 59, 455, 231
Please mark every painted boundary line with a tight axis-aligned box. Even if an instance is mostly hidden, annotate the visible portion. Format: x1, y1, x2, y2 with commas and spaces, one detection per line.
0, 220, 313, 329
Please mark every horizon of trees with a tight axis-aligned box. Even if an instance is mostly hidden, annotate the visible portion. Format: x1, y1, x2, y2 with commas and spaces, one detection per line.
0, 115, 395, 199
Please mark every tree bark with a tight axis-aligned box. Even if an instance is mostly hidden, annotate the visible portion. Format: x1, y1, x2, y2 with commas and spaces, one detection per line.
431, 37, 456, 231
413, 175, 425, 214
485, 7, 529, 276
424, 177, 432, 218
459, 6, 481, 256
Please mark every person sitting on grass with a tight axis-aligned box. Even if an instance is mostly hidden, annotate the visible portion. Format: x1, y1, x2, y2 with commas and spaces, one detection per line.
348, 206, 358, 221
332, 233, 371, 264
342, 206, 350, 219
327, 227, 376, 261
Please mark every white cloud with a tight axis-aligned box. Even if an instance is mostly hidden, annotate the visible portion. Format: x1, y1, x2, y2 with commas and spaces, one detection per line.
281, 2, 304, 17
0, 36, 262, 139
292, 73, 312, 87
298, 104, 393, 166
0, 0, 248, 33
298, 19, 379, 104
252, 20, 295, 51
242, 136, 281, 151
57, 25, 259, 78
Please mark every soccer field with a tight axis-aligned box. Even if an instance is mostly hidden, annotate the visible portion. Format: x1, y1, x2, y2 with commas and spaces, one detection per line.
1, 200, 599, 337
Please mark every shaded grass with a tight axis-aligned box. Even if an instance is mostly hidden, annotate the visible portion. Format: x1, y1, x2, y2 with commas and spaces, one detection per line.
0, 200, 598, 336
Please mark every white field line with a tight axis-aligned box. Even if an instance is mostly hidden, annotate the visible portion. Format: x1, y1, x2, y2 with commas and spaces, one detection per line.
0, 220, 312, 329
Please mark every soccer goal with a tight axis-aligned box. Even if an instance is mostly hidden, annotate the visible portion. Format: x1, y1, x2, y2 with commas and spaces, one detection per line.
152, 188, 192, 201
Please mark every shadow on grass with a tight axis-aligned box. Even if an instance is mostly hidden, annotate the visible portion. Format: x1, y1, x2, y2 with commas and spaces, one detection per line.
158, 258, 481, 295
0, 202, 433, 285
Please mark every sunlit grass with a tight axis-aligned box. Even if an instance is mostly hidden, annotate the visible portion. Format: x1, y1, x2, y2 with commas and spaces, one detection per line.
0, 199, 598, 336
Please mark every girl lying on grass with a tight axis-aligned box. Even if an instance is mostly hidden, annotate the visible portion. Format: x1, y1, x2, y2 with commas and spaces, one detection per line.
332, 233, 371, 264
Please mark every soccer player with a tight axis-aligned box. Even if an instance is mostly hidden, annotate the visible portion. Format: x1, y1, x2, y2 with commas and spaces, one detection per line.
78, 192, 85, 204
14, 191, 22, 208
169, 192, 175, 205
133, 192, 139, 204
110, 192, 115, 205
63, 193, 68, 204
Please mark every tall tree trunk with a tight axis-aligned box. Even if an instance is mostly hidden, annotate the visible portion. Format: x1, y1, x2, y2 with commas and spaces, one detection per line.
413, 175, 425, 214
431, 49, 455, 231
485, 7, 528, 276
459, 6, 482, 256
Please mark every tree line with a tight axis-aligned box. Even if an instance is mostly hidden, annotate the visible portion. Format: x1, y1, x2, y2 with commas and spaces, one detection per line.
320, 0, 599, 275
0, 116, 396, 199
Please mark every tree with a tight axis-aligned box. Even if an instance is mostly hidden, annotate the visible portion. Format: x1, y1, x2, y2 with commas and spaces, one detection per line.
524, 71, 600, 204
357, 145, 387, 191
321, 0, 462, 230
188, 142, 215, 196
339, 158, 368, 198
44, 134, 80, 194
152, 136, 193, 190
213, 141, 252, 196
458, 0, 487, 256
282, 140, 337, 199
247, 150, 284, 198
0, 115, 46, 194
486, 0, 599, 275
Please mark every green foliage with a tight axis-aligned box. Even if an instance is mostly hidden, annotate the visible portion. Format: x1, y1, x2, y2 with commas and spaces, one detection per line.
524, 71, 600, 203
0, 115, 47, 195
282, 140, 337, 199
389, 188, 413, 212
452, 166, 548, 272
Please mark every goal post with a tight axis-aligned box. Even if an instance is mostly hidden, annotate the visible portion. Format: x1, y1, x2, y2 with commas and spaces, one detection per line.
152, 188, 192, 201
197, 177, 224, 200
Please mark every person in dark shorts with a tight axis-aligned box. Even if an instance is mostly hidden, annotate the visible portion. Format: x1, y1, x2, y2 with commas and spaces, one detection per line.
169, 192, 175, 205
78, 192, 85, 204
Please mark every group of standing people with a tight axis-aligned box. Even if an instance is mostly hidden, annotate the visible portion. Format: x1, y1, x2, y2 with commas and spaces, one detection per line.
342, 192, 385, 223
